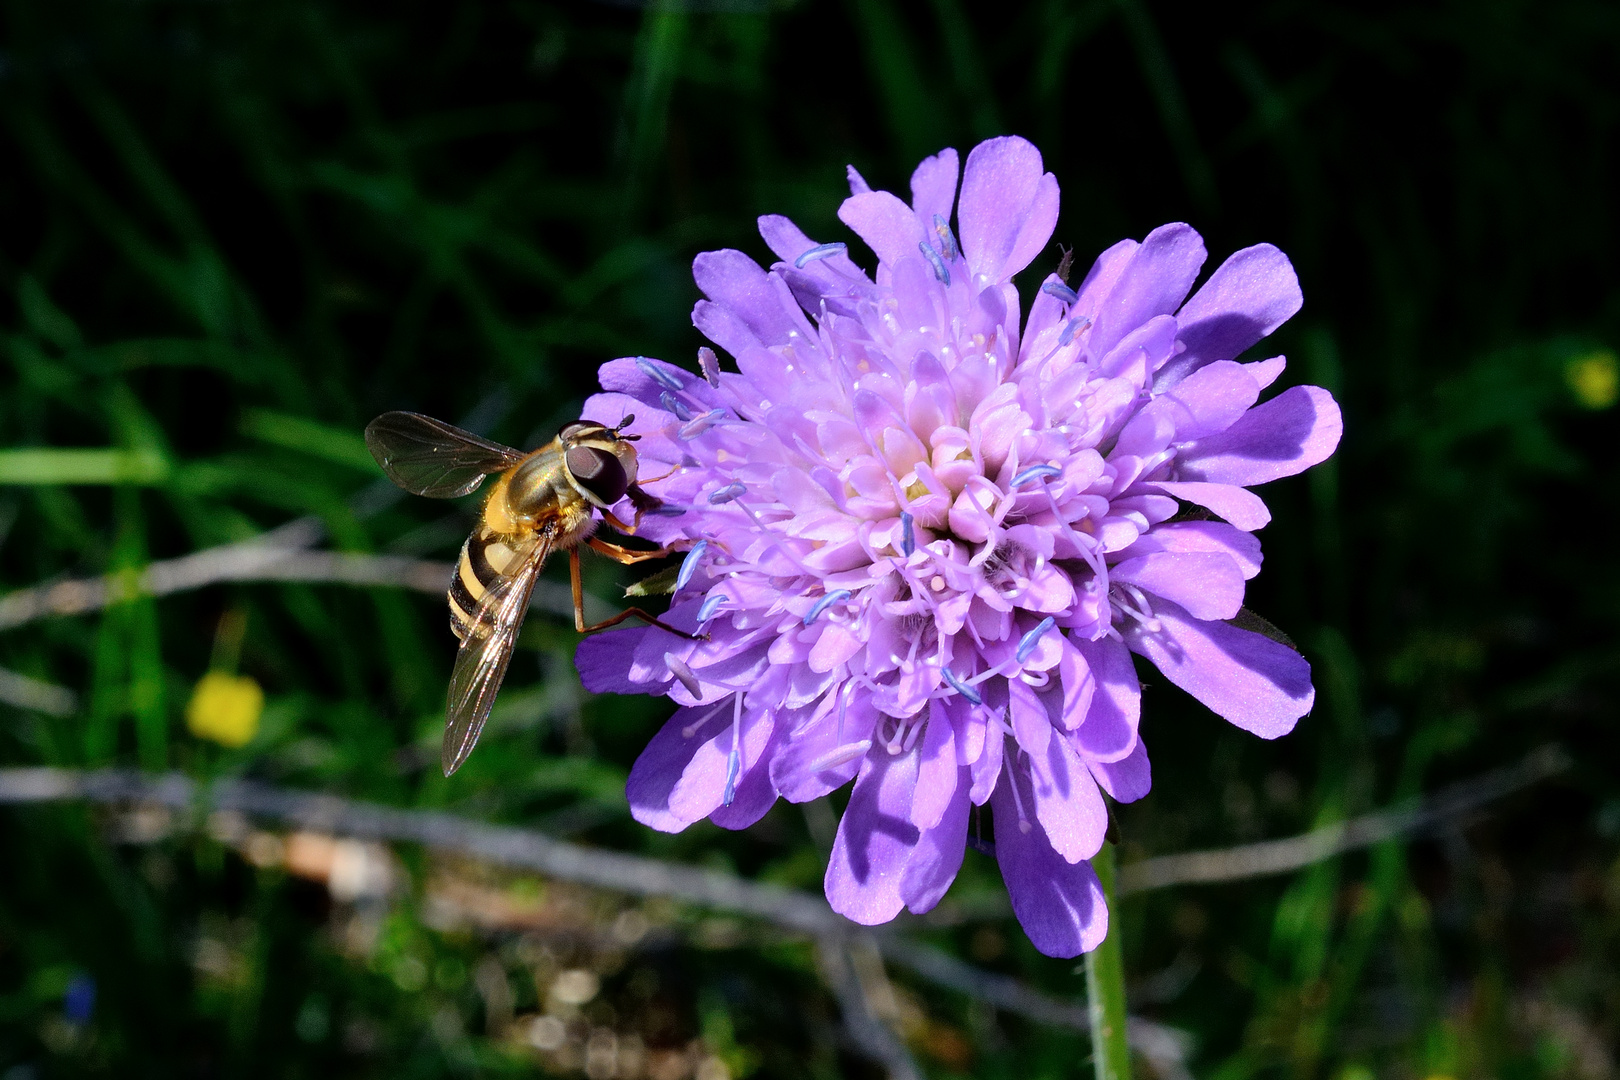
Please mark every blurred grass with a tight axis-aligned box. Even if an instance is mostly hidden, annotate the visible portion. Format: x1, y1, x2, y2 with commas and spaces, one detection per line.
0, 0, 1617, 1078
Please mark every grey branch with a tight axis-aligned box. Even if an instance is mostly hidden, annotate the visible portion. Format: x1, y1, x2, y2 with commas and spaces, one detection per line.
0, 766, 1161, 1057
0, 667, 77, 717
815, 936, 923, 1080
0, 745, 1564, 1058
0, 518, 601, 632
1117, 743, 1570, 895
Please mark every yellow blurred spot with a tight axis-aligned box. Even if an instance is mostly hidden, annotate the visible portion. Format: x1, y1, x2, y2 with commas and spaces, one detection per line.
1566, 349, 1618, 409
186, 671, 263, 747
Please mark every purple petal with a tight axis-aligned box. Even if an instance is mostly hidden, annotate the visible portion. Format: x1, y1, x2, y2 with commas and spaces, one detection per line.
1176, 386, 1343, 487
708, 714, 784, 831
991, 766, 1109, 957
1073, 239, 1138, 314
1070, 636, 1141, 762
1119, 521, 1263, 579
576, 626, 653, 695
1158, 244, 1302, 390
900, 768, 971, 914
669, 704, 774, 823
1124, 597, 1314, 738
1150, 360, 1262, 441
1111, 551, 1246, 622
1089, 224, 1208, 359
625, 703, 733, 833
693, 249, 795, 345
1005, 173, 1061, 282
769, 694, 874, 803
1151, 481, 1272, 531
1087, 736, 1152, 803
825, 751, 921, 925
958, 136, 1052, 284
911, 703, 959, 830
1022, 732, 1108, 863
838, 190, 927, 269
909, 147, 960, 229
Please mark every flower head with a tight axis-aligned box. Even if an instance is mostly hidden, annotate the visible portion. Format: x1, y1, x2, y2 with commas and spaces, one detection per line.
578, 137, 1342, 957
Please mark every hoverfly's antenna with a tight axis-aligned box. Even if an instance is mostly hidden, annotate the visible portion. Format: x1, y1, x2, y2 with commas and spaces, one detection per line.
616, 414, 636, 432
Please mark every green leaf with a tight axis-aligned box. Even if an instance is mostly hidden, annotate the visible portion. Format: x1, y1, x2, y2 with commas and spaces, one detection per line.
0, 448, 169, 485
240, 409, 376, 473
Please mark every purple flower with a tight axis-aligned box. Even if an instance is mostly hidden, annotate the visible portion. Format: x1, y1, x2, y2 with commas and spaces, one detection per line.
577, 137, 1341, 957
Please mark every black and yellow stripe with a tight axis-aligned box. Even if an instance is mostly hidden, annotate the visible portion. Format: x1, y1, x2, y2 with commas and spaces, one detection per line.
448, 529, 527, 641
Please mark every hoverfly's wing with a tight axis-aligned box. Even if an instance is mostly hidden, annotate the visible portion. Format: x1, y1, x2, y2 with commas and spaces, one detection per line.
441, 535, 550, 775
365, 411, 526, 499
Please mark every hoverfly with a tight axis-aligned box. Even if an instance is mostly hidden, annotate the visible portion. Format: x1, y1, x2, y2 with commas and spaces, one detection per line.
364, 411, 694, 776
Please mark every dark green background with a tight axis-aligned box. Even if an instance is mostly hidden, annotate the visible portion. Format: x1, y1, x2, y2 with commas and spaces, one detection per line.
1, 1, 1617, 1077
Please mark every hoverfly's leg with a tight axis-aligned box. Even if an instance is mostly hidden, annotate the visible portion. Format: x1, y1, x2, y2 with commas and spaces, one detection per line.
587, 536, 683, 564
569, 547, 588, 634
580, 606, 704, 641
600, 507, 638, 535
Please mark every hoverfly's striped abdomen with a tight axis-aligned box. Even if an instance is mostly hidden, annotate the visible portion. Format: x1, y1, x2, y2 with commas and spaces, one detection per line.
449, 528, 530, 641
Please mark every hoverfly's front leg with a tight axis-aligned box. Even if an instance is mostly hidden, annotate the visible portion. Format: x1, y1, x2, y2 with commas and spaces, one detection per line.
604, 481, 673, 535
586, 536, 683, 564
570, 544, 704, 641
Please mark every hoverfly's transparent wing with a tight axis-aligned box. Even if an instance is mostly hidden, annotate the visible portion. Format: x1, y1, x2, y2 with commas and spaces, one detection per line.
365, 411, 526, 499
442, 535, 550, 775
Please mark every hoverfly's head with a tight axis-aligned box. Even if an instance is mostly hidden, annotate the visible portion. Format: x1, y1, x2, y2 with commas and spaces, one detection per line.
558, 416, 640, 508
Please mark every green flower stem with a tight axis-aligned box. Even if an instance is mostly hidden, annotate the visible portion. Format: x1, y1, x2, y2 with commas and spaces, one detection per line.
1086, 842, 1132, 1080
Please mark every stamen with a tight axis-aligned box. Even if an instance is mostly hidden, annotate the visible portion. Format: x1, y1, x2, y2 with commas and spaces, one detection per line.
917, 241, 951, 286
1016, 617, 1057, 664
660, 391, 694, 422
698, 346, 721, 387
648, 502, 688, 516
635, 356, 683, 391
722, 692, 744, 806
1057, 316, 1092, 347
697, 593, 728, 622
899, 511, 915, 557
805, 740, 872, 773
675, 540, 708, 591
1006, 755, 1035, 834
931, 214, 960, 260
1010, 463, 1062, 488
664, 653, 702, 699
681, 699, 730, 739
1041, 280, 1078, 306
679, 408, 725, 440
805, 589, 852, 625
901, 715, 926, 752
794, 242, 847, 269
941, 667, 982, 705
708, 482, 747, 504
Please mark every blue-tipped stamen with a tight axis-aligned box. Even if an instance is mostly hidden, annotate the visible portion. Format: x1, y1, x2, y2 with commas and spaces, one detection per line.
678, 408, 725, 441
698, 593, 728, 622
1011, 463, 1063, 488
1057, 315, 1092, 347
675, 540, 708, 591
794, 242, 847, 269
635, 356, 684, 391
722, 745, 741, 806
805, 588, 852, 624
664, 653, 703, 699
708, 482, 747, 504
932, 214, 960, 260
649, 503, 687, 516
698, 346, 721, 387
941, 668, 983, 705
660, 391, 694, 422
1041, 280, 1079, 306
899, 511, 916, 557
1016, 617, 1058, 664
918, 241, 951, 286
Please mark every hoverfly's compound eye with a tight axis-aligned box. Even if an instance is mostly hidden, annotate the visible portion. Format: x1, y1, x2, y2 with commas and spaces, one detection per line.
559, 421, 599, 441
565, 445, 630, 505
